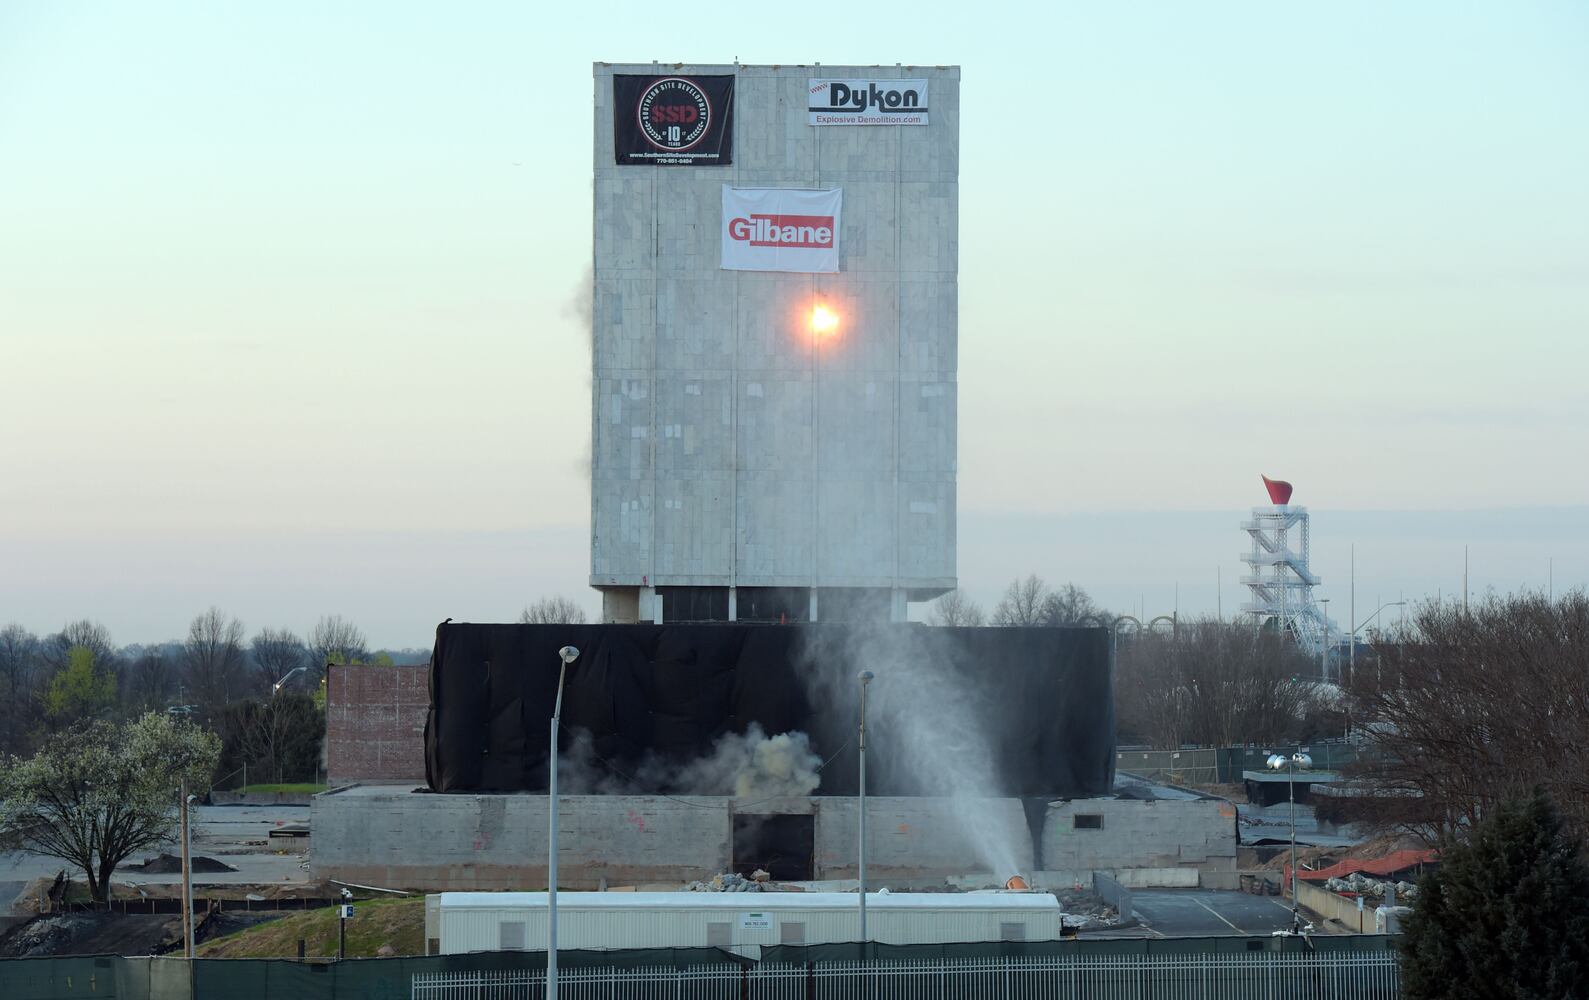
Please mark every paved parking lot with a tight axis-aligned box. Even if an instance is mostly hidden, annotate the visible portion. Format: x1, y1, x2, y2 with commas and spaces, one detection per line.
1132, 889, 1301, 937
1076, 889, 1304, 938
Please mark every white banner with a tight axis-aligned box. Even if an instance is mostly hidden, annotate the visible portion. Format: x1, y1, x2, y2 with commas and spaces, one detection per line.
807, 79, 929, 126
720, 186, 842, 274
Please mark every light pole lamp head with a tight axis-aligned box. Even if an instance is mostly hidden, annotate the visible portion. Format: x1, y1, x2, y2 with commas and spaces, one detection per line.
858, 670, 874, 685
558, 646, 580, 665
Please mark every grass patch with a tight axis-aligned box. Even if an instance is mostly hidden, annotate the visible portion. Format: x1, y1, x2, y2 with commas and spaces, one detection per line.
235, 783, 327, 794
198, 897, 425, 958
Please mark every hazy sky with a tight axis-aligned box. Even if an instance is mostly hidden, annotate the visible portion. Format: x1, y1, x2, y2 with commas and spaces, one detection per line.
4, 2, 1587, 646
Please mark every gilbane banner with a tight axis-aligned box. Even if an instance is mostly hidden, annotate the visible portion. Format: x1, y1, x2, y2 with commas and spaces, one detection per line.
808, 79, 929, 125
721, 186, 842, 274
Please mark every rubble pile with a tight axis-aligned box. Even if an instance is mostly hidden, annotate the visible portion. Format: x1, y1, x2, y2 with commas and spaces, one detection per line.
685, 872, 769, 893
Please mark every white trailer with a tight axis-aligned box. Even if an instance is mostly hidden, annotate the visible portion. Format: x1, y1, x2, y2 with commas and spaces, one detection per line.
426, 891, 1064, 955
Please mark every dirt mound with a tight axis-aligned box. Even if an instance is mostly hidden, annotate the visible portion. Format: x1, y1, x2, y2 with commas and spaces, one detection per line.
130, 853, 238, 874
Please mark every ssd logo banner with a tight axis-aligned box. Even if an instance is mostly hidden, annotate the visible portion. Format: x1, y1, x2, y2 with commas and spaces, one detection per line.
808, 79, 929, 125
721, 186, 842, 273
613, 75, 735, 166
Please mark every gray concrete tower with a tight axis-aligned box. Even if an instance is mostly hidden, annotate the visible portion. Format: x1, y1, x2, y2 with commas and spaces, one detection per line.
590, 63, 959, 623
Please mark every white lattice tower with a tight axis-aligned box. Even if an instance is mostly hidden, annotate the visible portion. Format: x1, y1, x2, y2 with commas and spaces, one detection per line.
1239, 478, 1337, 665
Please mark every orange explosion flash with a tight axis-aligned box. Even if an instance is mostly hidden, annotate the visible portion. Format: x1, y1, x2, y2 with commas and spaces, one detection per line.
810, 305, 839, 339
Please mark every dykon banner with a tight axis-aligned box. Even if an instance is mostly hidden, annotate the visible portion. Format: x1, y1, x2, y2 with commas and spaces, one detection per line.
807, 79, 929, 125
720, 187, 842, 274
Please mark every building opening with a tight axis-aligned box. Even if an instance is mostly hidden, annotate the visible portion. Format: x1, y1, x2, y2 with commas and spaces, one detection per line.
732, 813, 814, 881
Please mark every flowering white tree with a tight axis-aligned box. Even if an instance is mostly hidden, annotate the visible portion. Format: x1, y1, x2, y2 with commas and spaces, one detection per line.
0, 712, 220, 902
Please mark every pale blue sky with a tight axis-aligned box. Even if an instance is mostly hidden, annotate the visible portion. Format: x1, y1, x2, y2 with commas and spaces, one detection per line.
3, 2, 1587, 644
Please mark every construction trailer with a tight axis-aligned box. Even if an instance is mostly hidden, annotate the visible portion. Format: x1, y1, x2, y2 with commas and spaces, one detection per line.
426, 891, 1065, 955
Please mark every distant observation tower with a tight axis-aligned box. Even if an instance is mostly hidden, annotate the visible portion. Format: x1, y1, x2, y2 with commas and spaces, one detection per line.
1240, 476, 1334, 662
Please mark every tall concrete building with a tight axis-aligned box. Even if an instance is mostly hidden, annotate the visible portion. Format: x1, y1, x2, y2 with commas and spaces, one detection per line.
590, 63, 959, 624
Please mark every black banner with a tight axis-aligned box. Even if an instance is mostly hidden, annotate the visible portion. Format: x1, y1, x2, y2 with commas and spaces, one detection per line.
613, 74, 734, 166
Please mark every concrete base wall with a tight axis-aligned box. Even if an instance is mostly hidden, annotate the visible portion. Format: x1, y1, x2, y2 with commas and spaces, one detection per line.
313, 789, 1237, 891
1296, 879, 1375, 932
811, 797, 1034, 879
312, 788, 731, 890
1040, 798, 1238, 872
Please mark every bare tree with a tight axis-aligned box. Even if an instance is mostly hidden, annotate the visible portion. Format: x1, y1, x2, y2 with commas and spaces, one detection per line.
307, 615, 368, 676
235, 693, 323, 785
992, 575, 1050, 626
42, 620, 116, 673
1114, 618, 1317, 749
183, 607, 246, 712
250, 628, 308, 695
519, 596, 588, 624
0, 625, 41, 754
1344, 593, 1589, 843
1040, 583, 1106, 626
124, 648, 177, 714
928, 590, 985, 627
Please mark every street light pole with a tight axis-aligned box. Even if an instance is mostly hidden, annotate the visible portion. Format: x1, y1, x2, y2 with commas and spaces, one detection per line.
857, 670, 874, 946
548, 645, 579, 1000
1348, 601, 1406, 684
1268, 752, 1312, 933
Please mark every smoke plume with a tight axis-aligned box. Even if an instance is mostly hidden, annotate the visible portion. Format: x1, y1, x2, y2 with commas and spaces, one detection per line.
800, 626, 1032, 880
558, 723, 820, 799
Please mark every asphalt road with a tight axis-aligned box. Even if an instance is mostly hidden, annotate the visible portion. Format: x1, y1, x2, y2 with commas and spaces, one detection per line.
1131, 890, 1301, 937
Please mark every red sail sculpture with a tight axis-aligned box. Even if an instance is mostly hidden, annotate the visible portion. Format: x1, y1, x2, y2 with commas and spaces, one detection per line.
1262, 476, 1294, 505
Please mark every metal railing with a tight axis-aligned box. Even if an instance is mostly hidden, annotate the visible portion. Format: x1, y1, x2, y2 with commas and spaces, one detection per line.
412, 951, 1402, 999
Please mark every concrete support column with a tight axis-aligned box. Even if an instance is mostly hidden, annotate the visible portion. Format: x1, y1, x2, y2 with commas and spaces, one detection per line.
727, 587, 738, 622
890, 588, 908, 622
600, 588, 640, 624
639, 586, 660, 624
808, 588, 819, 622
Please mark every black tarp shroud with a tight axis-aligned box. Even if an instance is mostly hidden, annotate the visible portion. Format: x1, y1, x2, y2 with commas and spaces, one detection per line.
424, 623, 1115, 798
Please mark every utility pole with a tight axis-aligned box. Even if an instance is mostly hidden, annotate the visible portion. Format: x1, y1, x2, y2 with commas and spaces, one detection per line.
179, 780, 194, 959
857, 670, 874, 945
1318, 599, 1330, 680
1349, 544, 1356, 681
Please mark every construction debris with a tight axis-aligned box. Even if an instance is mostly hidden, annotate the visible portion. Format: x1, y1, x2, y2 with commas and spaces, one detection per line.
685, 873, 765, 893
1323, 873, 1419, 901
